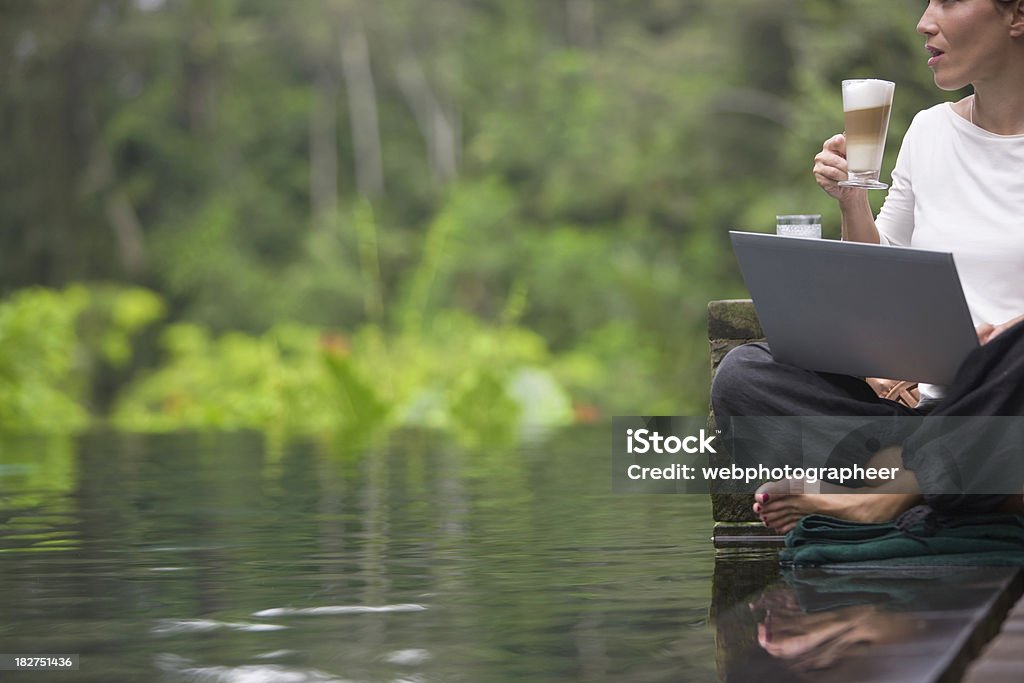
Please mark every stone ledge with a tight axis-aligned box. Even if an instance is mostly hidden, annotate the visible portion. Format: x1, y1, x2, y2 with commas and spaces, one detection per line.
707, 299, 763, 341
708, 299, 764, 523
711, 491, 759, 523
711, 522, 784, 548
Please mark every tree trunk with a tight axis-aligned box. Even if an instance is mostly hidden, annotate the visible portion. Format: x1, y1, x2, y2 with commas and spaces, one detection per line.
565, 0, 596, 48
105, 192, 147, 276
395, 49, 458, 184
338, 5, 384, 197
80, 139, 149, 277
183, 11, 217, 135
309, 64, 339, 228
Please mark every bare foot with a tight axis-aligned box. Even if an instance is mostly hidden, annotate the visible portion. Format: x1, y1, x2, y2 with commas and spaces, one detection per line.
752, 478, 921, 534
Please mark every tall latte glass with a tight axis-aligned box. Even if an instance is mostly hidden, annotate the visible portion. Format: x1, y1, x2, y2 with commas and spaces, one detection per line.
838, 79, 895, 190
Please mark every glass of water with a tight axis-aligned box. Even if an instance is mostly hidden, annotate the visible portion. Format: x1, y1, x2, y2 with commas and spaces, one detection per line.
776, 214, 822, 239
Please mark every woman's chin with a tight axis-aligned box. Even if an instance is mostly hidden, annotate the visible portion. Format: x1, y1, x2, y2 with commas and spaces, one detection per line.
931, 73, 969, 92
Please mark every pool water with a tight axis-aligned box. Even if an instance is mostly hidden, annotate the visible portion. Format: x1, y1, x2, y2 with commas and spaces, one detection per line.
0, 428, 720, 682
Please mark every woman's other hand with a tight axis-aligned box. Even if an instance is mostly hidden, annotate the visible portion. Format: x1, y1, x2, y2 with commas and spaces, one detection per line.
977, 314, 1024, 345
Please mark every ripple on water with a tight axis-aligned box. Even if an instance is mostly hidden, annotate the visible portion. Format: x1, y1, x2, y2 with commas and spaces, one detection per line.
152, 619, 289, 635
156, 654, 349, 683
382, 648, 432, 666
252, 603, 427, 618
253, 650, 298, 660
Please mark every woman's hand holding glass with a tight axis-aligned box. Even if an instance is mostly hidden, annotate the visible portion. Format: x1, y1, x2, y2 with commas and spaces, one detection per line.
813, 134, 869, 206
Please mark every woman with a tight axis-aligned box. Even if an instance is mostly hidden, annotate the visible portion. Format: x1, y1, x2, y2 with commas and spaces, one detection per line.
712, 0, 1024, 533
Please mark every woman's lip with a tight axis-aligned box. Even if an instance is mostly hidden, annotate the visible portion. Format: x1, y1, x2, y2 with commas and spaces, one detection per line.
928, 53, 943, 67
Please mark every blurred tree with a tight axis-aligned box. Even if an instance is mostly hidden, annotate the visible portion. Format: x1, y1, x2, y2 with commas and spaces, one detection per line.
0, 0, 948, 419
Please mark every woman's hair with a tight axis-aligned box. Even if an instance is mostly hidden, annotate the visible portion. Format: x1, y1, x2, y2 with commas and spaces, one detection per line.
995, 0, 1022, 15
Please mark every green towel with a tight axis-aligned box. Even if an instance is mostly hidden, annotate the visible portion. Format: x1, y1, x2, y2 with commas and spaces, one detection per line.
780, 511, 1024, 568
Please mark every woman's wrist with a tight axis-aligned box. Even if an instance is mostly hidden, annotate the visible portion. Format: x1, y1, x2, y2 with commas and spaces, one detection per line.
837, 192, 871, 215
837, 192, 878, 242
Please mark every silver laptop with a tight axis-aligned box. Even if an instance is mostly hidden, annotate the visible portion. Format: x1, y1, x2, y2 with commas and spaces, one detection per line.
729, 231, 979, 384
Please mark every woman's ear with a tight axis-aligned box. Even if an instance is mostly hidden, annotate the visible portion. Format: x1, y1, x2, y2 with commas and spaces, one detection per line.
1010, 0, 1024, 39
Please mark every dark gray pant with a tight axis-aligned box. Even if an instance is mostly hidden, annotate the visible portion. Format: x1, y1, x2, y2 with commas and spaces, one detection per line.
710, 319, 1024, 512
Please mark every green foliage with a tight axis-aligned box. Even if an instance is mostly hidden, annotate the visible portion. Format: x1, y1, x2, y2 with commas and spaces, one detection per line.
79, 285, 167, 368
0, 1, 951, 430
0, 288, 89, 432
0, 285, 164, 432
112, 310, 572, 443
113, 322, 349, 433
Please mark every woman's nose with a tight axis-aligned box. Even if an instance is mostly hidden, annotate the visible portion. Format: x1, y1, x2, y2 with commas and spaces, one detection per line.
917, 2, 937, 36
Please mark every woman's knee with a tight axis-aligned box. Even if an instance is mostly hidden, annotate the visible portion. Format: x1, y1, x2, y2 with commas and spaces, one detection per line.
711, 343, 773, 416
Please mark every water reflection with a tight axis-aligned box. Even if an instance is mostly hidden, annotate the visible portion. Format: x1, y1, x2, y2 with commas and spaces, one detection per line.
0, 429, 717, 682
750, 587, 916, 673
715, 565, 1020, 683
